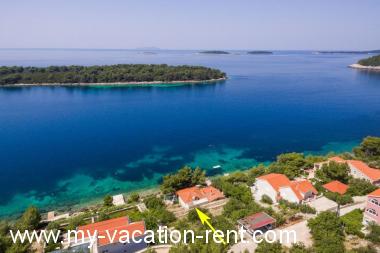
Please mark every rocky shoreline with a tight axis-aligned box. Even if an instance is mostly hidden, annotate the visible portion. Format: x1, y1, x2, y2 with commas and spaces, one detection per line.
349, 63, 380, 71
1, 77, 227, 87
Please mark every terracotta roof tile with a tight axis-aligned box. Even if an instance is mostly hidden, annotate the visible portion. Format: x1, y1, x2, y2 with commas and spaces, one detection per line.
292, 180, 318, 195
176, 186, 224, 204
322, 180, 349, 195
257, 173, 291, 191
258, 173, 316, 201
348, 160, 380, 181
328, 156, 346, 163
77, 217, 145, 246
368, 188, 380, 197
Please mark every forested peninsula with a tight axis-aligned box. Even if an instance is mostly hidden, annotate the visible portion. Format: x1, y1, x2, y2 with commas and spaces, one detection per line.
350, 55, 380, 71
0, 64, 226, 86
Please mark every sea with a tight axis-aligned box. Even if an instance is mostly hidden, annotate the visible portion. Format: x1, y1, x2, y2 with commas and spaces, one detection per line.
0, 49, 380, 217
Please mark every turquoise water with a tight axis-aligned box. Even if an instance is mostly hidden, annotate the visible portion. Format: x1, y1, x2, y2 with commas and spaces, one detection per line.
0, 49, 380, 217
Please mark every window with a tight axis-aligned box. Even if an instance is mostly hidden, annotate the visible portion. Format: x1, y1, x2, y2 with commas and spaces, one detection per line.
370, 198, 379, 206
366, 208, 378, 216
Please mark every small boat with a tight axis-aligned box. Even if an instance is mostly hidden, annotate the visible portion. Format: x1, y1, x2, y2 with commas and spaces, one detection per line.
212, 165, 222, 169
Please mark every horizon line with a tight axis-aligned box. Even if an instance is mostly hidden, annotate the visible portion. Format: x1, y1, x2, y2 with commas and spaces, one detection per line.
0, 47, 378, 52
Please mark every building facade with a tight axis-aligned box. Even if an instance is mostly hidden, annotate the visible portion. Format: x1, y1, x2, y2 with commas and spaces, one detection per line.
363, 189, 380, 226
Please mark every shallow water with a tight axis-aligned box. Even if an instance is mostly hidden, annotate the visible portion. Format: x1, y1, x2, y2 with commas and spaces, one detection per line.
0, 49, 380, 217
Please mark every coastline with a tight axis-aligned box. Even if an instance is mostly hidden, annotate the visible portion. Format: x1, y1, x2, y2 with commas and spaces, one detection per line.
1, 77, 227, 87
349, 63, 380, 71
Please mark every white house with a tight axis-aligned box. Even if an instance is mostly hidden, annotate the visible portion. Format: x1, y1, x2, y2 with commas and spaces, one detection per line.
252, 173, 318, 204
313, 157, 380, 186
347, 160, 380, 186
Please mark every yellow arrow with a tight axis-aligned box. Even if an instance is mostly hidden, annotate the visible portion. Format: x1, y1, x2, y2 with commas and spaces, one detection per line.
195, 208, 226, 245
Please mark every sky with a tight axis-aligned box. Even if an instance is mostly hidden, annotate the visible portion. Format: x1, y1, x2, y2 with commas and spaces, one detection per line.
1, 0, 379, 50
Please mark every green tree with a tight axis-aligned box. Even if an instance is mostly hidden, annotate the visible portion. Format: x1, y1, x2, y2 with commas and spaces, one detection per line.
308, 211, 345, 253
103, 195, 113, 207
256, 241, 284, 253
128, 193, 140, 203
340, 209, 364, 237
354, 136, 380, 167
160, 166, 206, 194
144, 196, 164, 209
347, 178, 377, 196
315, 161, 350, 184
67, 215, 86, 230
289, 243, 313, 253
261, 194, 273, 204
17, 206, 41, 231
366, 223, 380, 244
268, 153, 311, 179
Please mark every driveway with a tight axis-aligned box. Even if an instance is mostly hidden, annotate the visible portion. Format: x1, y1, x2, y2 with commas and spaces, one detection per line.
307, 196, 338, 213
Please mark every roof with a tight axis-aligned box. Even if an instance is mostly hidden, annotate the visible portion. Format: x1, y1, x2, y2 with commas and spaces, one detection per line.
328, 156, 346, 163
368, 188, 380, 197
258, 173, 317, 201
292, 180, 318, 195
176, 186, 224, 204
238, 212, 276, 231
257, 173, 291, 191
348, 160, 380, 181
322, 180, 349, 195
77, 216, 145, 246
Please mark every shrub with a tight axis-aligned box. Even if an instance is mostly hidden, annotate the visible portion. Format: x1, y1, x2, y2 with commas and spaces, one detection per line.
261, 194, 273, 204
103, 195, 113, 207
366, 223, 380, 244
324, 191, 353, 205
347, 178, 377, 196
308, 211, 345, 253
128, 193, 140, 203
279, 200, 316, 214
160, 166, 206, 194
340, 209, 364, 237
144, 196, 164, 209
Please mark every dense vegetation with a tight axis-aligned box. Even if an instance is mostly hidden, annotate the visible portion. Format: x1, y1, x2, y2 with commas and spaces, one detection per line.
308, 211, 345, 253
199, 51, 230, 54
354, 136, 380, 168
247, 51, 273, 55
358, 55, 380, 67
268, 152, 322, 179
340, 209, 364, 237
160, 166, 206, 194
0, 64, 226, 85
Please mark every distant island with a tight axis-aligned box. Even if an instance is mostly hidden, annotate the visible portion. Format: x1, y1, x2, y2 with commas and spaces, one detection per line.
318, 50, 380, 54
199, 50, 230, 54
349, 55, 380, 71
0, 64, 227, 86
247, 51, 273, 55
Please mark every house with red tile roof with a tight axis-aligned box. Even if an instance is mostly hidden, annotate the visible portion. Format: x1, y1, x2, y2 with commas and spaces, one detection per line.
176, 185, 225, 209
313, 157, 380, 186
347, 160, 380, 186
363, 189, 380, 226
322, 180, 349, 195
322, 180, 348, 195
252, 173, 317, 204
313, 156, 346, 171
67, 216, 147, 253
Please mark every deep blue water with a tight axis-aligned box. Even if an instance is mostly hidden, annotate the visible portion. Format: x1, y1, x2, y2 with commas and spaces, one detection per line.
1, 49, 380, 217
